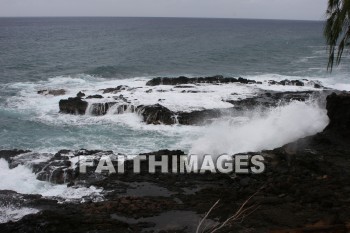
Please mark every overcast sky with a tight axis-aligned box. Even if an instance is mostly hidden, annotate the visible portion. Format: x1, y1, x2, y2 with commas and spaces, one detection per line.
0, 0, 327, 20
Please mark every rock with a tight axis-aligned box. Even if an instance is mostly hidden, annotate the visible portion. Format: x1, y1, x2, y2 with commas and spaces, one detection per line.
136, 104, 175, 125
59, 97, 88, 115
226, 91, 320, 109
146, 76, 189, 86
0, 150, 31, 163
0, 206, 130, 233
239, 177, 251, 187
89, 103, 135, 116
36, 167, 74, 184
146, 75, 256, 86
174, 85, 196, 88
280, 79, 304, 86
89, 102, 117, 115
140, 150, 185, 157
324, 92, 350, 139
177, 108, 224, 125
314, 83, 322, 88
37, 89, 66, 96
267, 79, 325, 88
101, 85, 129, 94
76, 91, 85, 98
3, 92, 350, 232
86, 94, 103, 99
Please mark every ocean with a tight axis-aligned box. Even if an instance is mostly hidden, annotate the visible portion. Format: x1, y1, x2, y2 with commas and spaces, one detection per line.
0, 17, 349, 155
2, 16, 350, 225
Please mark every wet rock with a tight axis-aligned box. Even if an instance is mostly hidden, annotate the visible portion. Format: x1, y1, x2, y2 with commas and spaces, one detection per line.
76, 91, 85, 98
0, 150, 31, 163
267, 79, 324, 88
174, 85, 196, 88
324, 92, 350, 139
140, 150, 185, 157
89, 102, 135, 116
59, 97, 88, 115
177, 108, 225, 125
89, 102, 117, 115
0, 206, 130, 233
4, 93, 350, 232
280, 79, 304, 86
36, 167, 74, 185
146, 75, 256, 86
0, 190, 58, 213
101, 85, 129, 94
136, 104, 175, 125
226, 91, 319, 109
314, 83, 322, 88
86, 94, 103, 99
37, 89, 66, 96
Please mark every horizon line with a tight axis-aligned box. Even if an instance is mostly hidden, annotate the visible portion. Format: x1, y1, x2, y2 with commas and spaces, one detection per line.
0, 15, 324, 22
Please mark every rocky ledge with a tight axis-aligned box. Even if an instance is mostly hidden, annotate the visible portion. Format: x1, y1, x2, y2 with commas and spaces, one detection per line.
145, 75, 321, 87
1, 92, 350, 232
58, 76, 329, 125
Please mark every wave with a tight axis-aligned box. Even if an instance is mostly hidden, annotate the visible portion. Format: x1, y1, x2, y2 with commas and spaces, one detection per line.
189, 100, 329, 156
0, 158, 102, 200
0, 73, 348, 154
0, 206, 39, 224
0, 158, 103, 223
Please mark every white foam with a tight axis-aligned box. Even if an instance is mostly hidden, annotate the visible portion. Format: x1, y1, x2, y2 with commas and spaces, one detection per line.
4, 74, 255, 116
1, 73, 346, 154
189, 100, 329, 156
0, 159, 102, 201
3, 74, 327, 129
0, 205, 39, 223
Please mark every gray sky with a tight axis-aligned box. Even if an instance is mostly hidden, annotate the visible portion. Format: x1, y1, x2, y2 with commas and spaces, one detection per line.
0, 0, 327, 20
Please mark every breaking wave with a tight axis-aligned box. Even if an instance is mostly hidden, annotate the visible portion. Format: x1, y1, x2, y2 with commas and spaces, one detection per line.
0, 159, 102, 201
189, 100, 329, 156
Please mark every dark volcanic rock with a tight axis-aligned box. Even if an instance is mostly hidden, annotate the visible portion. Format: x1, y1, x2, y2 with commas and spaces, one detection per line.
140, 149, 185, 157
268, 79, 324, 88
146, 75, 256, 86
227, 91, 318, 109
59, 97, 88, 115
3, 92, 350, 232
136, 104, 175, 125
86, 94, 103, 99
76, 91, 85, 98
58, 90, 331, 125
324, 92, 350, 139
89, 102, 117, 115
101, 85, 129, 94
36, 163, 74, 184
178, 109, 225, 125
89, 103, 135, 116
0, 206, 130, 233
0, 150, 31, 163
279, 79, 304, 86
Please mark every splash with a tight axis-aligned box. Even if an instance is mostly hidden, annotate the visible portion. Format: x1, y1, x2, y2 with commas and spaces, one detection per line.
0, 205, 39, 223
189, 101, 329, 156
0, 159, 102, 200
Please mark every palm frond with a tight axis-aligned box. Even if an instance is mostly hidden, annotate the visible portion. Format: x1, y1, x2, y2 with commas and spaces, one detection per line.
324, 0, 350, 71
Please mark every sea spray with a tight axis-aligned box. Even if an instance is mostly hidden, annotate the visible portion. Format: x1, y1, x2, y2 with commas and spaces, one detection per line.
189, 100, 329, 156
0, 159, 102, 200
0, 205, 39, 224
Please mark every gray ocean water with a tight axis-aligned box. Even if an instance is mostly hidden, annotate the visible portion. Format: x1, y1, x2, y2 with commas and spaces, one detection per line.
0, 17, 349, 154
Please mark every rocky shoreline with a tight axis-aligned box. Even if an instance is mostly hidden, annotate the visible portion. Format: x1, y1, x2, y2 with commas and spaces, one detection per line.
55, 76, 331, 125
0, 90, 350, 232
